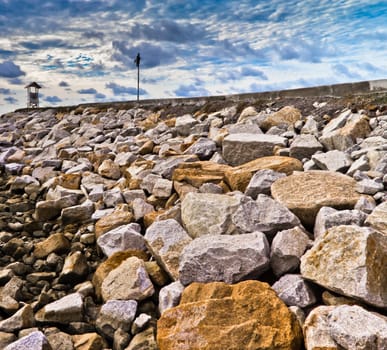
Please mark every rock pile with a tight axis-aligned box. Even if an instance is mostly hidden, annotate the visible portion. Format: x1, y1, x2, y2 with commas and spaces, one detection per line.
0, 95, 386, 349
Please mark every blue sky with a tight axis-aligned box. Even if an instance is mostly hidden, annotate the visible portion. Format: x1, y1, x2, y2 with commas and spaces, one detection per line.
0, 0, 386, 114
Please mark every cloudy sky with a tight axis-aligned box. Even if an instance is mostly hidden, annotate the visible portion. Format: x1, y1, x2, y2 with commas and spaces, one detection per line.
0, 0, 386, 114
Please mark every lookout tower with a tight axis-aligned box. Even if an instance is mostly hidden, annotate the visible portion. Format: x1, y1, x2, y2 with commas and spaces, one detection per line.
25, 82, 41, 108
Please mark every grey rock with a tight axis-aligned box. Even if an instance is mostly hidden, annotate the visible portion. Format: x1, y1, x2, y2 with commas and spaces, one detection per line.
270, 226, 312, 277
4, 331, 52, 350
0, 304, 35, 332
88, 184, 104, 202
179, 231, 270, 285
97, 223, 147, 257
144, 219, 192, 280
96, 299, 137, 339
272, 274, 317, 308
312, 150, 353, 172
140, 173, 162, 194
158, 281, 185, 314
301, 115, 319, 136
152, 178, 173, 198
175, 114, 198, 136
314, 207, 367, 239
132, 198, 154, 221
328, 305, 387, 350
103, 188, 124, 207
245, 169, 286, 198
125, 327, 157, 350
222, 133, 287, 166
346, 154, 370, 176
198, 182, 223, 194
227, 123, 263, 134
184, 137, 217, 160
131, 313, 152, 335
356, 178, 384, 195
152, 154, 198, 179
355, 195, 377, 214
35, 293, 84, 324
123, 189, 146, 203
289, 134, 323, 160
61, 199, 94, 225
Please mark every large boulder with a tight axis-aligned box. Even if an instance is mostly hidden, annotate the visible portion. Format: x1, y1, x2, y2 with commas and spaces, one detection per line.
260, 106, 302, 131
179, 232, 270, 285
157, 280, 303, 350
271, 171, 361, 228
301, 225, 387, 308
365, 201, 387, 235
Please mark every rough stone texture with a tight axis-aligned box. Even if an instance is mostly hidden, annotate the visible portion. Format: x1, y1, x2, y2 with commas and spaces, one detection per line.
35, 293, 84, 324
58, 251, 89, 283
126, 327, 158, 350
0, 304, 35, 332
365, 201, 387, 235
157, 280, 303, 350
223, 133, 287, 166
244, 169, 286, 198
303, 306, 339, 350
44, 328, 74, 350
34, 233, 71, 259
4, 331, 52, 350
270, 226, 312, 276
312, 150, 353, 172
289, 134, 323, 161
96, 300, 137, 339
61, 199, 94, 225
301, 225, 387, 308
98, 159, 121, 180
272, 274, 317, 308
158, 281, 185, 315
181, 192, 240, 237
224, 156, 303, 192
327, 305, 387, 349
271, 171, 361, 228
97, 223, 147, 257
314, 207, 367, 239
144, 219, 192, 280
101, 256, 155, 302
261, 106, 302, 131
179, 232, 270, 285
72, 333, 108, 350
94, 209, 134, 239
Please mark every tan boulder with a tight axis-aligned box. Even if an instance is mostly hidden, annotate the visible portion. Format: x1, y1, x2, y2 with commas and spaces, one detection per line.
95, 210, 133, 239
365, 201, 387, 235
225, 156, 303, 192
34, 233, 71, 259
72, 332, 108, 350
98, 159, 121, 180
57, 173, 81, 189
261, 106, 302, 131
271, 171, 360, 227
157, 280, 303, 350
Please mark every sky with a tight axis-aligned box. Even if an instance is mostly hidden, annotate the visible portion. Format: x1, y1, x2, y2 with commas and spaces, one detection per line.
0, 0, 386, 115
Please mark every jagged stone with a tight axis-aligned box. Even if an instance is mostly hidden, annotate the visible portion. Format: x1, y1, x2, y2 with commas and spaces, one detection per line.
94, 209, 134, 239
131, 313, 152, 335
261, 106, 302, 131
175, 114, 198, 136
126, 327, 158, 350
97, 223, 147, 257
144, 219, 192, 280
245, 169, 286, 198
179, 232, 270, 285
365, 201, 387, 234
312, 150, 353, 172
132, 198, 154, 220
272, 274, 317, 308
58, 251, 89, 284
289, 134, 324, 161
271, 171, 361, 227
152, 178, 173, 198
34, 233, 71, 259
61, 199, 94, 225
222, 133, 287, 166
101, 257, 155, 302
301, 225, 387, 308
158, 281, 185, 315
0, 304, 35, 332
270, 226, 312, 276
4, 331, 52, 350
184, 137, 217, 160
44, 328, 74, 350
157, 280, 303, 350
102, 188, 124, 207
72, 333, 108, 350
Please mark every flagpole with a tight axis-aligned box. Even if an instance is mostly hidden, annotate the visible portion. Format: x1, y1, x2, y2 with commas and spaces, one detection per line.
135, 53, 141, 102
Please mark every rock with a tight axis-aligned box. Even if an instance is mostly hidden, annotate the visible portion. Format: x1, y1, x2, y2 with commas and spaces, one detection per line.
144, 261, 170, 287
97, 223, 147, 257
314, 207, 367, 239
126, 327, 158, 350
245, 169, 286, 198
270, 226, 312, 276
0, 332, 16, 349
44, 328, 74, 350
61, 200, 94, 225
272, 274, 317, 308
224, 156, 303, 192
0, 304, 35, 332
94, 209, 134, 239
301, 225, 387, 308
346, 154, 370, 176
356, 178, 384, 195
184, 137, 217, 160
144, 219, 192, 280
4, 331, 52, 350
98, 159, 121, 180
327, 305, 387, 349
34, 233, 71, 259
131, 313, 152, 335
303, 306, 339, 350
132, 198, 154, 220
271, 171, 361, 228
101, 257, 155, 302
72, 333, 108, 350
158, 281, 185, 314
312, 150, 353, 172
179, 232, 269, 285
222, 133, 287, 166
96, 300, 137, 339
175, 114, 198, 136
261, 106, 302, 131
152, 178, 173, 198
103, 188, 124, 207
181, 192, 240, 238
35, 293, 84, 324
157, 280, 303, 350
0, 277, 23, 313
365, 201, 387, 234
58, 251, 89, 284
152, 155, 198, 180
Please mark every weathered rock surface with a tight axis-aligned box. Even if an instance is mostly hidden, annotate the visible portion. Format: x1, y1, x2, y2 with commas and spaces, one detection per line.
179, 232, 270, 285
157, 280, 303, 350
301, 225, 387, 308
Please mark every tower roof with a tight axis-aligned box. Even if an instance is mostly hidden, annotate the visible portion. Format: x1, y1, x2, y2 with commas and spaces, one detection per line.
25, 82, 42, 89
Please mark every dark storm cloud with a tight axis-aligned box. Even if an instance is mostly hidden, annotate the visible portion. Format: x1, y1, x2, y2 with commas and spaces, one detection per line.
0, 61, 25, 78
112, 41, 177, 69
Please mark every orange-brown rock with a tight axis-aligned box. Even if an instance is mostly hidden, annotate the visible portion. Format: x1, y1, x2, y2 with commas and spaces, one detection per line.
92, 250, 149, 301
173, 181, 198, 200
72, 332, 108, 350
271, 171, 361, 228
157, 280, 303, 350
34, 233, 71, 259
94, 210, 133, 239
261, 106, 302, 131
57, 173, 81, 189
225, 156, 303, 192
